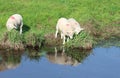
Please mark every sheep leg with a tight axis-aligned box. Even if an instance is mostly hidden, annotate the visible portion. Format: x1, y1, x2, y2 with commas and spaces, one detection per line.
55, 26, 58, 38
54, 47, 57, 60
61, 32, 64, 39
67, 37, 70, 42
63, 35, 66, 44
55, 30, 58, 38
20, 22, 23, 34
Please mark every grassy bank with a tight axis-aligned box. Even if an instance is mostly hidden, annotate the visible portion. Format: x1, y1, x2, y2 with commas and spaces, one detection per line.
0, 0, 120, 50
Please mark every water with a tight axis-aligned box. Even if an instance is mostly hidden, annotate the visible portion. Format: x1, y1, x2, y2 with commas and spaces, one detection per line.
0, 46, 120, 78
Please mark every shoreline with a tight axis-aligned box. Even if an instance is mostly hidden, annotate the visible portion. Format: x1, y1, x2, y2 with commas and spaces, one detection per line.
0, 32, 119, 51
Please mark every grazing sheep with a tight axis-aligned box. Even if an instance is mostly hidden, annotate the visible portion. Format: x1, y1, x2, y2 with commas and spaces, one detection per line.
6, 14, 23, 34
68, 18, 84, 34
55, 18, 74, 44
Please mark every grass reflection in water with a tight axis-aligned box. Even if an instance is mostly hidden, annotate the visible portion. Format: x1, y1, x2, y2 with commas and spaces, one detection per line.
0, 46, 91, 71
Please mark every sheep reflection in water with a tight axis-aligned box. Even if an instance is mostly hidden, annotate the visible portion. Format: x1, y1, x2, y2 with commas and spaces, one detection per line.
0, 61, 20, 71
0, 50, 23, 71
47, 47, 88, 66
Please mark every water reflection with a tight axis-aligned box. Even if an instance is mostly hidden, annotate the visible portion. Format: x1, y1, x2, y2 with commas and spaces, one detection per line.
0, 50, 23, 71
24, 49, 43, 62
96, 37, 120, 47
0, 46, 120, 78
46, 47, 79, 66
46, 46, 91, 66
0, 46, 91, 71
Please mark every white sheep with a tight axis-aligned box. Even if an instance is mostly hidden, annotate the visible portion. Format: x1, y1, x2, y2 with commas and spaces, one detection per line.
55, 17, 74, 44
68, 18, 84, 34
6, 14, 23, 34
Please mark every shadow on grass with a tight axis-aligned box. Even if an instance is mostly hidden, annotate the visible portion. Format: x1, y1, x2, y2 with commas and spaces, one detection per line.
22, 24, 30, 33
16, 24, 30, 33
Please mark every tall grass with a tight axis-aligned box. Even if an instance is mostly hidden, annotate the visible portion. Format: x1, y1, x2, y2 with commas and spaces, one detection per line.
65, 31, 93, 49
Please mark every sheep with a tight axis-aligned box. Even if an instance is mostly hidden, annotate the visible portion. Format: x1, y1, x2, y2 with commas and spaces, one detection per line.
68, 18, 84, 34
6, 14, 23, 34
55, 17, 75, 44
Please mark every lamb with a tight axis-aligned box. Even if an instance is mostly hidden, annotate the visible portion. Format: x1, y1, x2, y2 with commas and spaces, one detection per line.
55, 17, 75, 44
68, 18, 84, 34
6, 14, 23, 34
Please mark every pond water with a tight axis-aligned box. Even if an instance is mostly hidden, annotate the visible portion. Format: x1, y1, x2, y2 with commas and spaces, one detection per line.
0, 46, 120, 78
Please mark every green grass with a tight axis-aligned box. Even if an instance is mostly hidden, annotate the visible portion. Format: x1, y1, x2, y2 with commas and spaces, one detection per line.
0, 0, 120, 49
65, 31, 94, 48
